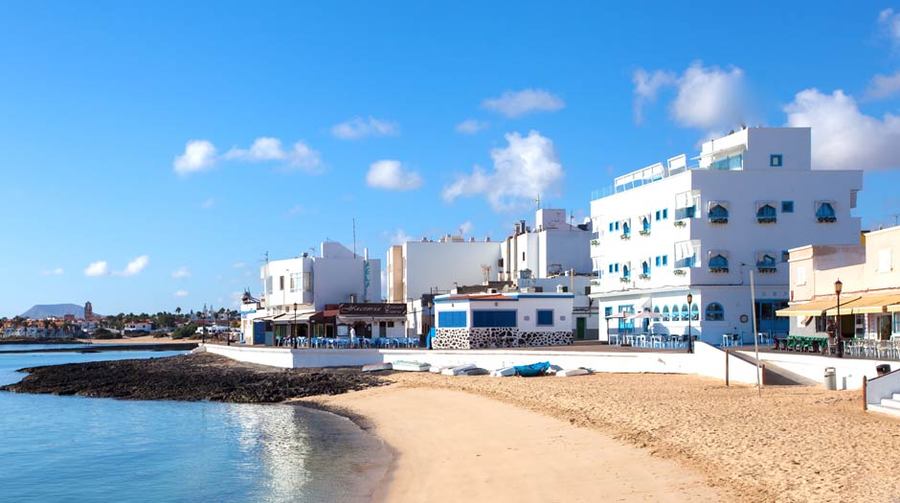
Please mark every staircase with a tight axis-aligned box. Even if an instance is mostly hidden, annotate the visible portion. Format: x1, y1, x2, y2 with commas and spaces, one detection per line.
870, 393, 900, 418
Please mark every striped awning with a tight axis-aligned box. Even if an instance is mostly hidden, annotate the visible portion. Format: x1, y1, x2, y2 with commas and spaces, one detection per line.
823, 294, 900, 315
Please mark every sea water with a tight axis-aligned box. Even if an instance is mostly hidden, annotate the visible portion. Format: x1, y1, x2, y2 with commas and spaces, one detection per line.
0, 350, 388, 502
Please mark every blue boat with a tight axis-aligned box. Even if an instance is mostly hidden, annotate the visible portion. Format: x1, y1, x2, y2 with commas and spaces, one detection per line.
514, 361, 550, 377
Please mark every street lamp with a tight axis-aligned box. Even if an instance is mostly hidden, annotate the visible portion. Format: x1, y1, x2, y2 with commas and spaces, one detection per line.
835, 279, 843, 358
293, 302, 298, 349
686, 292, 694, 354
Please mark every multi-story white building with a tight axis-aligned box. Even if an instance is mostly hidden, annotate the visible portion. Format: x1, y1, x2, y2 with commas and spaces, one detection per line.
589, 127, 862, 345
385, 235, 501, 303
499, 208, 593, 281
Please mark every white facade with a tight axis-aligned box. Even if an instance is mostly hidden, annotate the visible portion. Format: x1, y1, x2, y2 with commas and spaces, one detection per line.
434, 292, 575, 332
590, 127, 863, 345
385, 237, 501, 303
500, 208, 593, 281
261, 241, 381, 313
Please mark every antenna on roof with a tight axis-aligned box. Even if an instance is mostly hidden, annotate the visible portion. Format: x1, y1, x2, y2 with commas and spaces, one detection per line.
534, 194, 542, 209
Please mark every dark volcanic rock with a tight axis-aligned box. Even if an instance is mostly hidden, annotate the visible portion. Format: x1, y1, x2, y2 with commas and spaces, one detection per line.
1, 353, 386, 403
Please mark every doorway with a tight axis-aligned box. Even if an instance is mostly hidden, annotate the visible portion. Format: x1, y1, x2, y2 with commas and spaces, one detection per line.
576, 317, 586, 340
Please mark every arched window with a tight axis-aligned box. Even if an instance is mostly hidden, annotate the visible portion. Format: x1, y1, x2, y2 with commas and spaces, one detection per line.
709, 254, 729, 273
691, 303, 700, 321
756, 204, 777, 223
681, 304, 690, 321
757, 253, 777, 273
708, 204, 729, 224
705, 302, 724, 321
622, 264, 631, 280
622, 221, 631, 237
816, 202, 836, 223
641, 216, 651, 234
662, 306, 670, 321
653, 306, 660, 319
641, 261, 650, 276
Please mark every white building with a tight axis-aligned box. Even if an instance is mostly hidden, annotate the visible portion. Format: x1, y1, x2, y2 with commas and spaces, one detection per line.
500, 208, 593, 281
432, 291, 575, 349
589, 127, 862, 345
386, 235, 501, 303
240, 241, 382, 344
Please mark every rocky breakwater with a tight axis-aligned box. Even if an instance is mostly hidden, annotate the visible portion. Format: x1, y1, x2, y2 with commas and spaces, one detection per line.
1, 353, 386, 403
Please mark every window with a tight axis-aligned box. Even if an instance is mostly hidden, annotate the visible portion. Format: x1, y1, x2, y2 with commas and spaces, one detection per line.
708, 203, 729, 224
653, 306, 660, 318
536, 309, 554, 326
709, 254, 729, 273
472, 310, 517, 328
622, 264, 631, 280
290, 273, 301, 292
604, 307, 613, 317
655, 256, 661, 267
757, 253, 777, 273
265, 276, 273, 294
894, 313, 900, 334
655, 210, 661, 221
615, 222, 620, 230
662, 208, 668, 219
816, 202, 836, 223
662, 306, 670, 321
641, 261, 651, 277
781, 250, 790, 263
879, 249, 893, 273
522, 252, 526, 261
691, 304, 699, 321
615, 264, 620, 272
279, 275, 285, 290
681, 304, 690, 321
662, 255, 668, 266
438, 311, 467, 328
782, 201, 794, 213
608, 264, 614, 273
756, 204, 777, 223
621, 221, 631, 237
770, 154, 783, 167
640, 216, 651, 234
609, 222, 614, 232
705, 302, 725, 321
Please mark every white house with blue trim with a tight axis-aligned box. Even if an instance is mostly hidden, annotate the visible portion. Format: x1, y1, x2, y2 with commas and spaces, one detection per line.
432, 291, 575, 349
589, 127, 863, 345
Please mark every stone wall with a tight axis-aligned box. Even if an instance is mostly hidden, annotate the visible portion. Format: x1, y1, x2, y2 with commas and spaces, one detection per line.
433, 327, 573, 350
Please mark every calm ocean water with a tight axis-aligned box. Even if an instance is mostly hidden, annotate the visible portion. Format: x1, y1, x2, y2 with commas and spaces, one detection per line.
0, 350, 388, 502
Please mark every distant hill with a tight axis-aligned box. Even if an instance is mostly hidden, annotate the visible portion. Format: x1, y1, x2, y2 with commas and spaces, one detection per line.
20, 304, 86, 319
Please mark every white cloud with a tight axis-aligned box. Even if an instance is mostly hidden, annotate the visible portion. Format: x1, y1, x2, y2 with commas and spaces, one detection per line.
632, 68, 676, 124
174, 140, 217, 175
174, 290, 189, 298
879, 8, 900, 45
865, 71, 900, 101
172, 266, 191, 279
366, 160, 423, 191
459, 221, 474, 235
232, 261, 247, 269
41, 267, 64, 276
632, 62, 749, 130
456, 119, 489, 134
331, 117, 398, 140
84, 261, 109, 277
443, 130, 563, 211
118, 255, 149, 277
482, 89, 565, 118
224, 137, 322, 173
200, 197, 215, 209
785, 88, 900, 171
389, 229, 413, 245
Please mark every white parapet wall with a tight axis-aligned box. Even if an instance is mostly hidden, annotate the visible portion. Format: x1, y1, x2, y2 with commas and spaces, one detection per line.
739, 351, 895, 390
204, 342, 760, 384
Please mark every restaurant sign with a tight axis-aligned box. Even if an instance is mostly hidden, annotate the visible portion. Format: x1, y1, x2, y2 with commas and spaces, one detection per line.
339, 303, 407, 316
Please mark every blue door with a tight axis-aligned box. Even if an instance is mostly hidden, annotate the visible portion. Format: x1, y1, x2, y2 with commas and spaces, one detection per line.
253, 321, 266, 345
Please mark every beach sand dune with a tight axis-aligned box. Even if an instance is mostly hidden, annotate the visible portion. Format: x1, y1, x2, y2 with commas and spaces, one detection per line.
312, 386, 723, 502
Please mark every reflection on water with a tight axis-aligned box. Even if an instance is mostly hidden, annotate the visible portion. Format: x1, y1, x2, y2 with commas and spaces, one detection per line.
0, 351, 389, 503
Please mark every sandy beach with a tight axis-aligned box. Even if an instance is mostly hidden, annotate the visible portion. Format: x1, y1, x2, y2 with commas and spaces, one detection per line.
310, 372, 900, 503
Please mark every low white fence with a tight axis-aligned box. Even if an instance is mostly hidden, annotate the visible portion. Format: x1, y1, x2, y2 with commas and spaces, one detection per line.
204, 342, 761, 385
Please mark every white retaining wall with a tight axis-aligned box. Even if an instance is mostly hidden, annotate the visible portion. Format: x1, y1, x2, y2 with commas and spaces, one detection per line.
205, 342, 760, 384
866, 369, 900, 406
739, 351, 895, 390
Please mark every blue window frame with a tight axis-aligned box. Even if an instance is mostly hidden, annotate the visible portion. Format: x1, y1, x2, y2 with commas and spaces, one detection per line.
609, 222, 614, 232
662, 305, 670, 321
816, 202, 836, 223
641, 261, 650, 276
536, 309, 554, 326
709, 254, 729, 273
622, 222, 631, 237
617, 305, 634, 333
472, 310, 517, 328
705, 303, 724, 321
757, 253, 777, 273
604, 307, 613, 317
655, 256, 661, 267
615, 222, 620, 230
655, 210, 661, 221
662, 208, 668, 219
641, 217, 651, 233
708, 204, 728, 224
622, 264, 631, 280
681, 304, 690, 321
438, 311, 467, 328
662, 255, 668, 266
770, 154, 783, 167
782, 201, 794, 213
756, 204, 777, 223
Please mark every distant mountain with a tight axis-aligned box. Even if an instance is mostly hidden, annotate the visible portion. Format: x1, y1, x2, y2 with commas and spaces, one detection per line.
20, 304, 86, 319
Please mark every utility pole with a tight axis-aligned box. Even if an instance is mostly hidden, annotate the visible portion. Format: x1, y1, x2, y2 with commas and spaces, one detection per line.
750, 270, 762, 396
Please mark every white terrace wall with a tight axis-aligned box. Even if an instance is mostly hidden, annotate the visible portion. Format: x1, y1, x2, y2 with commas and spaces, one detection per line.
866, 369, 900, 405
740, 350, 895, 390
204, 342, 759, 384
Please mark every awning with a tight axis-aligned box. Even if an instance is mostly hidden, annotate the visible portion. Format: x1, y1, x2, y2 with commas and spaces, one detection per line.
776, 298, 840, 317
272, 311, 316, 324
824, 294, 900, 315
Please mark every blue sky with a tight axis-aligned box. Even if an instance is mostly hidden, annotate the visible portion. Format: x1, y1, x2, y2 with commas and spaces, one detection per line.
3, 1, 900, 316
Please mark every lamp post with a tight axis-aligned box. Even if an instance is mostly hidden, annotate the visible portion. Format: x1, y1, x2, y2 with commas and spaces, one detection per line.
686, 292, 694, 353
293, 302, 298, 349
835, 279, 843, 358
